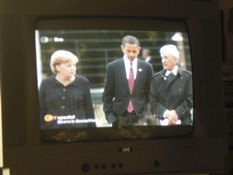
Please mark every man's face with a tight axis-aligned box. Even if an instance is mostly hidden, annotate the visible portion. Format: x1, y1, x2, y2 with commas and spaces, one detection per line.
121, 43, 141, 62
161, 53, 177, 71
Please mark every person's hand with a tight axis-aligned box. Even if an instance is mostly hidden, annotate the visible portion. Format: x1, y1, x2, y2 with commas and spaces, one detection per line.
166, 110, 179, 125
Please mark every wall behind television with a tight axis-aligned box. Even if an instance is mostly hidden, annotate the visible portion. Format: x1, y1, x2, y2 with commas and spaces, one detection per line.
219, 0, 233, 65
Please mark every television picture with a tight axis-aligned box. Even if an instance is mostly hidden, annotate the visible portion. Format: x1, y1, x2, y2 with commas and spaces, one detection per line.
35, 25, 193, 142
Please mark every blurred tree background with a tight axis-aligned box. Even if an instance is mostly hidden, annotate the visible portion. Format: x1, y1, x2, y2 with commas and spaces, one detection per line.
37, 30, 191, 90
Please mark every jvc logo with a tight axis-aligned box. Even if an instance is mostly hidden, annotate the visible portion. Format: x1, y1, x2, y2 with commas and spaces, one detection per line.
119, 146, 133, 153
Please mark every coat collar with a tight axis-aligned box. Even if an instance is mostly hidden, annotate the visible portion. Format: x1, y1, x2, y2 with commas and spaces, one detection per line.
160, 67, 184, 78
51, 76, 79, 87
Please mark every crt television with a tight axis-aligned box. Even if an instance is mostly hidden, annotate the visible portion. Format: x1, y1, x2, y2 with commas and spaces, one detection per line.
0, 0, 228, 175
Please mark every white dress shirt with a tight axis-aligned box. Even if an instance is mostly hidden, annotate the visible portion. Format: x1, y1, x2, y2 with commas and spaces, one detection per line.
123, 55, 137, 79
165, 65, 178, 76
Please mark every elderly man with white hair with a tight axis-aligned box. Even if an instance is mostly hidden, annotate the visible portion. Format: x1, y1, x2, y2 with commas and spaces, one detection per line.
149, 44, 193, 125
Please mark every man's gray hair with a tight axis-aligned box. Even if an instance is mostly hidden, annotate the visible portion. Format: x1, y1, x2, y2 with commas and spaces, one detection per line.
160, 44, 180, 62
122, 35, 140, 46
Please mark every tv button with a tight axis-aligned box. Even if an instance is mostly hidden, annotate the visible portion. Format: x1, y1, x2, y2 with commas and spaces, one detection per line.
81, 163, 90, 172
153, 160, 160, 168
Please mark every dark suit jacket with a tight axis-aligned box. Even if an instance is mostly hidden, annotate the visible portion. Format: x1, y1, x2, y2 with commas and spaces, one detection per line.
149, 68, 193, 125
102, 58, 154, 124
145, 56, 163, 73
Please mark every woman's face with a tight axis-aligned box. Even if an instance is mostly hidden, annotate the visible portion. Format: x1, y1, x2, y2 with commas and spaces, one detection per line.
161, 53, 177, 71
56, 61, 77, 79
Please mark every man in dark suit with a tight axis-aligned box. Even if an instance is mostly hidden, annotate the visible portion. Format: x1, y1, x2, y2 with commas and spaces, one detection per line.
150, 44, 193, 125
102, 35, 154, 127
142, 48, 162, 73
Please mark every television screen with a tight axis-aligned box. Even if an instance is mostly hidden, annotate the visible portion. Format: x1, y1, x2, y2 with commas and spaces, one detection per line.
35, 18, 193, 142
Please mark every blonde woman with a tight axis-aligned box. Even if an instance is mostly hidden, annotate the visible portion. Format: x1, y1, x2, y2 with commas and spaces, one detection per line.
39, 50, 95, 129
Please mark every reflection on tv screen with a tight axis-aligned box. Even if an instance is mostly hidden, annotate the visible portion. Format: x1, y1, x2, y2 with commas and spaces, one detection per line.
35, 29, 193, 142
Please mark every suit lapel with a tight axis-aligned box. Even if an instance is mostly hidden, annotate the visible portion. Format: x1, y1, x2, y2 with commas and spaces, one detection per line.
157, 70, 169, 92
135, 60, 143, 84
133, 60, 143, 94
117, 59, 129, 89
